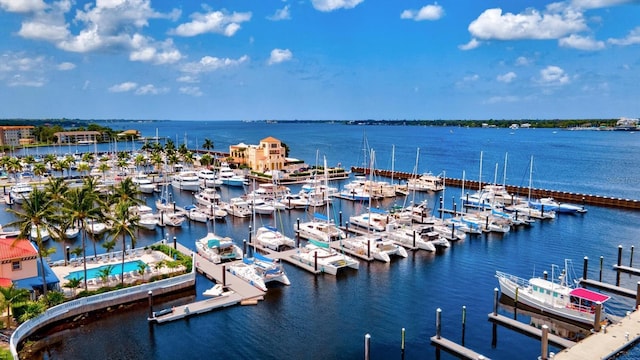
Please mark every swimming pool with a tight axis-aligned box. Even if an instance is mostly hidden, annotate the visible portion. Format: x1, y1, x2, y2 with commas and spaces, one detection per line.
65, 260, 147, 280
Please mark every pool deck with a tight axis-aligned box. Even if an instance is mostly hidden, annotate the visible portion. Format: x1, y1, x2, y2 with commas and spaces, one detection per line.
49, 249, 175, 292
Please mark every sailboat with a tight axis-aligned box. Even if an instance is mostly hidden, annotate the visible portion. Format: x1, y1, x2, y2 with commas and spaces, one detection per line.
505, 156, 556, 220
291, 239, 359, 275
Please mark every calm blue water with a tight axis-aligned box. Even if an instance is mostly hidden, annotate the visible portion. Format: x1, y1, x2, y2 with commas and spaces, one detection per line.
6, 121, 640, 360
64, 260, 146, 281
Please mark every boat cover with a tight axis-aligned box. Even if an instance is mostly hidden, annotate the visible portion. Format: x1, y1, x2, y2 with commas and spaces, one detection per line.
313, 212, 328, 221
254, 252, 274, 263
570, 288, 610, 303
309, 239, 330, 249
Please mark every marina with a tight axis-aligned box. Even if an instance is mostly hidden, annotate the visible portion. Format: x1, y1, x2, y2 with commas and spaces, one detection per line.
2, 121, 639, 360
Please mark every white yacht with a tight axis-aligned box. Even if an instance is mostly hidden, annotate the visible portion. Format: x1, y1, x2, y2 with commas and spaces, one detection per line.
131, 173, 156, 194
218, 163, 246, 187
254, 225, 295, 251
224, 197, 252, 218
348, 208, 392, 232
295, 213, 346, 243
382, 223, 436, 252
197, 168, 222, 188
171, 170, 200, 192
196, 232, 243, 264
184, 205, 209, 223
194, 188, 221, 208
84, 219, 109, 235
130, 205, 158, 230
9, 182, 33, 204
290, 239, 359, 275
342, 234, 408, 263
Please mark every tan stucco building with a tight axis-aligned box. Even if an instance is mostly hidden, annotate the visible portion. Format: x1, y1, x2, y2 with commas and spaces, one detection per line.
229, 136, 286, 172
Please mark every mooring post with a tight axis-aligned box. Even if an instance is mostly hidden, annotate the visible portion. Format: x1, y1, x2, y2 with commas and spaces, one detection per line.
148, 290, 153, 319
412, 230, 416, 248
453, 202, 456, 216
243, 239, 247, 257
339, 211, 342, 227
599, 256, 604, 282
364, 334, 371, 360
173, 236, 177, 250
65, 246, 70, 266
451, 223, 455, 240
222, 265, 226, 286
466, 193, 470, 213
461, 306, 466, 346
514, 287, 519, 319
314, 251, 318, 272
492, 289, 498, 348
543, 270, 548, 280
367, 239, 371, 258
582, 256, 588, 280
618, 245, 623, 267
439, 196, 443, 219
594, 302, 602, 332
436, 308, 442, 339
541, 325, 549, 360
493, 287, 499, 316
636, 282, 640, 310
631, 245, 635, 268
401, 328, 405, 360
296, 218, 300, 247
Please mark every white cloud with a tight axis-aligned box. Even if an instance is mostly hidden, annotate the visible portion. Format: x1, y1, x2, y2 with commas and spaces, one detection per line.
0, 0, 46, 13
135, 84, 169, 95
486, 95, 521, 104
268, 49, 293, 65
177, 75, 199, 83
608, 26, 640, 46
179, 86, 203, 97
108, 82, 138, 92
268, 5, 291, 21
57, 62, 75, 70
311, 0, 363, 12
463, 74, 479, 82
0, 52, 50, 87
181, 55, 249, 74
538, 65, 570, 86
570, 0, 635, 9
19, 21, 69, 41
172, 10, 251, 37
458, 38, 480, 50
515, 56, 532, 66
8, 74, 45, 87
559, 34, 605, 50
468, 7, 586, 40
400, 4, 444, 21
129, 35, 182, 64
497, 72, 517, 83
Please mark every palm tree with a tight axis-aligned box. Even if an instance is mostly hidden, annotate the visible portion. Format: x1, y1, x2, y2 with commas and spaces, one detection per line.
32, 162, 47, 180
6, 188, 59, 299
0, 284, 30, 329
102, 239, 116, 254
97, 265, 114, 285
63, 277, 83, 298
203, 138, 214, 152
77, 162, 91, 177
108, 201, 139, 286
200, 153, 213, 168
63, 185, 104, 291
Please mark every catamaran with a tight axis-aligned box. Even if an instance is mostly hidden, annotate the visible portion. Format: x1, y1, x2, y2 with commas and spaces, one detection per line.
291, 239, 359, 275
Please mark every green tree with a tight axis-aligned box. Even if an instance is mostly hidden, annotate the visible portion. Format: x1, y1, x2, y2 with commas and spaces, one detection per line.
6, 188, 59, 299
97, 265, 114, 285
0, 284, 30, 329
64, 277, 83, 298
202, 138, 214, 152
108, 201, 139, 286
17, 301, 46, 323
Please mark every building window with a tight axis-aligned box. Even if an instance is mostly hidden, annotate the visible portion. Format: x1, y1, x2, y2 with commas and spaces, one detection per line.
12, 261, 21, 271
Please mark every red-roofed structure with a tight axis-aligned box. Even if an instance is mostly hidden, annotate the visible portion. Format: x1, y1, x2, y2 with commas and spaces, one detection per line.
0, 238, 38, 285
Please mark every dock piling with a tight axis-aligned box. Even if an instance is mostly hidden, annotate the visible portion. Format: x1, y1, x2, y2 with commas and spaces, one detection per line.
314, 251, 318, 272
541, 325, 549, 360
636, 282, 640, 309
148, 290, 153, 319
401, 328, 405, 359
617, 245, 623, 286
436, 308, 442, 339
594, 302, 602, 332
367, 239, 371, 258
514, 287, 519, 319
412, 230, 416, 248
173, 236, 177, 250
339, 211, 342, 227
493, 288, 499, 316
461, 306, 466, 346
243, 239, 247, 257
439, 197, 443, 219
599, 256, 603, 281
222, 265, 226, 286
364, 334, 371, 360
631, 246, 635, 267
583, 256, 588, 280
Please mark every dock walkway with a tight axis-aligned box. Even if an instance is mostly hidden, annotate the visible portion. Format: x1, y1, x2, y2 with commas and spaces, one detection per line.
149, 244, 265, 323
554, 309, 640, 359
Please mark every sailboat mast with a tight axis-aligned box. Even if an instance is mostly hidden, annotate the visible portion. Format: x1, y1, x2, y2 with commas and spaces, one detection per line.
478, 151, 483, 191
528, 156, 533, 201
502, 153, 508, 187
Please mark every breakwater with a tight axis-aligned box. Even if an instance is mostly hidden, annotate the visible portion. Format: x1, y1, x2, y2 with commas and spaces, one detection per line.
351, 167, 640, 210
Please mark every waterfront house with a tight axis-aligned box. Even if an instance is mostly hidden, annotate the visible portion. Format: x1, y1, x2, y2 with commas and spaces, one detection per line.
229, 136, 287, 172
0, 238, 59, 298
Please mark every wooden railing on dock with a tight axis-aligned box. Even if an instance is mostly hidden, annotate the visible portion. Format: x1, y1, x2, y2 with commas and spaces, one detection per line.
350, 167, 640, 210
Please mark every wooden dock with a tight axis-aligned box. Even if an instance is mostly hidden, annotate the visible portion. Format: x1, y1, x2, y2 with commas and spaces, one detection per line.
553, 309, 640, 359
488, 313, 576, 349
149, 247, 265, 323
580, 278, 638, 299
430, 336, 490, 360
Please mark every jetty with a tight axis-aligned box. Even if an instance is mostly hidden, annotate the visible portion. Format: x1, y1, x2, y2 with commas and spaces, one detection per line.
350, 166, 640, 210
148, 243, 265, 323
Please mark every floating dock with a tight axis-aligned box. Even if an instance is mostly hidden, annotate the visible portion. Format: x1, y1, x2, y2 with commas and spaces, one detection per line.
488, 313, 576, 349
149, 245, 265, 323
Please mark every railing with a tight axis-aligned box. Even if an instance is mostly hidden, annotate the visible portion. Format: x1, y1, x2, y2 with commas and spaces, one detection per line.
10, 258, 195, 359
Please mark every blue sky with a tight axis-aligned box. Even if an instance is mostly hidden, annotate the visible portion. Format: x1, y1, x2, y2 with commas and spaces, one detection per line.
0, 0, 639, 121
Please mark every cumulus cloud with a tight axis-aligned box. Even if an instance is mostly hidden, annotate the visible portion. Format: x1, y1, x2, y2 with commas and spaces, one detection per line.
8, 74, 45, 87
570, 0, 635, 9
400, 4, 444, 21
538, 65, 570, 86
608, 26, 640, 46
458, 38, 481, 50
268, 49, 293, 65
0, 0, 46, 13
181, 55, 250, 74
177, 75, 199, 83
0, 52, 50, 87
311, 0, 363, 12
57, 62, 75, 70
515, 56, 532, 66
129, 35, 182, 64
179, 86, 203, 97
497, 72, 517, 83
268, 5, 291, 21
468, 7, 586, 40
559, 34, 605, 50
486, 95, 520, 104
135, 84, 169, 95
172, 9, 251, 37
108, 81, 138, 93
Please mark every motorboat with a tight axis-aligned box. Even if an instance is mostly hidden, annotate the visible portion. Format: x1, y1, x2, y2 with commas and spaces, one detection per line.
194, 188, 221, 208
184, 205, 209, 223
171, 170, 200, 192
218, 163, 246, 187
158, 211, 186, 227
228, 260, 268, 291
247, 197, 277, 215
131, 173, 156, 194
496, 259, 611, 326
528, 197, 587, 214
229, 253, 291, 291
348, 208, 392, 232
290, 239, 359, 275
407, 172, 444, 192
196, 232, 243, 264
382, 223, 436, 252
9, 182, 33, 204
197, 168, 222, 188
224, 197, 252, 218
30, 225, 50, 242
278, 193, 310, 210
0, 225, 20, 239
254, 225, 295, 251
195, 203, 228, 220
130, 205, 158, 230
203, 283, 234, 297
84, 219, 109, 235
